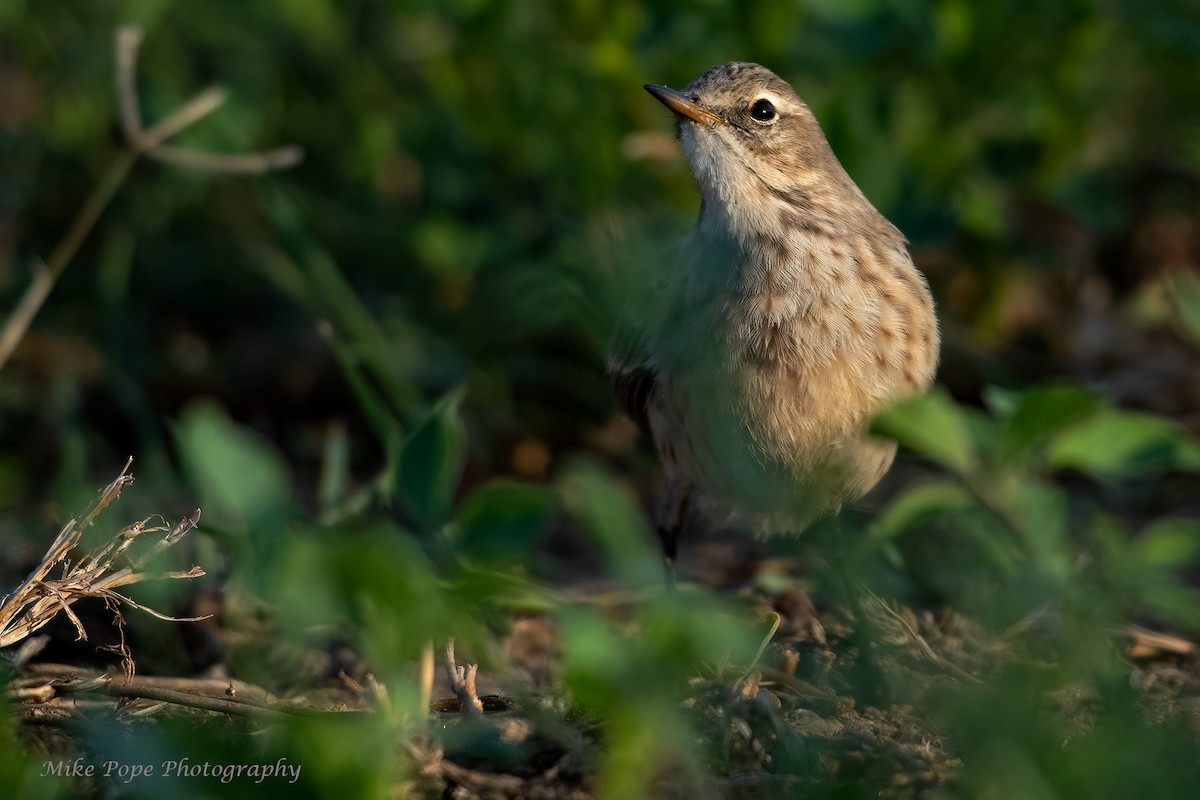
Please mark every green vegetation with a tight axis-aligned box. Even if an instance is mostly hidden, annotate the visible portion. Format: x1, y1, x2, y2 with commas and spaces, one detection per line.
2, 1, 1200, 798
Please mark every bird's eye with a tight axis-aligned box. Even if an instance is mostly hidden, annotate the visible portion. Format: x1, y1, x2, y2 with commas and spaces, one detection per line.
750, 99, 777, 123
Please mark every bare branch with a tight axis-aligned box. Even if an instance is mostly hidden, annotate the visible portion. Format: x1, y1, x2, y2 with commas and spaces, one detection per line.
0, 260, 53, 376
114, 24, 145, 142
140, 86, 229, 149
0, 25, 301, 375
14, 665, 368, 721
147, 144, 305, 174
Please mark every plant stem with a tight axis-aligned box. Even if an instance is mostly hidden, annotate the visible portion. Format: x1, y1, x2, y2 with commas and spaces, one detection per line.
0, 149, 140, 371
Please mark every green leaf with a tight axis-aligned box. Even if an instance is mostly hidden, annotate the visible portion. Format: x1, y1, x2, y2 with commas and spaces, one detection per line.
1167, 270, 1200, 347
264, 523, 471, 685
558, 462, 660, 589
1046, 410, 1200, 477
1141, 582, 1200, 631
452, 568, 559, 612
1009, 479, 1071, 578
174, 400, 292, 532
452, 480, 557, 565
398, 392, 468, 530
872, 388, 976, 474
999, 383, 1105, 462
1135, 519, 1200, 568
867, 481, 974, 543
981, 385, 1019, 419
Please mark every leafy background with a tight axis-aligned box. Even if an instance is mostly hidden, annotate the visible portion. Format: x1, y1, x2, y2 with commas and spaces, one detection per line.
2, 0, 1200, 797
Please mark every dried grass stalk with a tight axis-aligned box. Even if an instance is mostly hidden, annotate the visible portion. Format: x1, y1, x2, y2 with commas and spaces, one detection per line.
0, 24, 302, 373
0, 458, 206, 649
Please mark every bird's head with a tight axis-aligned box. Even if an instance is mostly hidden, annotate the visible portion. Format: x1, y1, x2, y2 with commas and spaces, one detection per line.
646, 62, 859, 234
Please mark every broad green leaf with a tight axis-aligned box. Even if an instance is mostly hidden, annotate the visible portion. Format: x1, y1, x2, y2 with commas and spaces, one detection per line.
872, 388, 976, 473
1088, 514, 1130, 565
174, 400, 292, 532
999, 384, 1105, 462
558, 463, 660, 589
398, 392, 467, 530
1135, 519, 1200, 568
452, 568, 558, 612
1009, 480, 1071, 578
452, 480, 557, 565
963, 404, 1002, 464
868, 481, 974, 543
559, 605, 630, 707
1046, 410, 1200, 476
1141, 583, 1200, 631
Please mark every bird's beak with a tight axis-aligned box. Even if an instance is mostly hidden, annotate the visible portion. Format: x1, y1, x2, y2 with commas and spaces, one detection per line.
644, 84, 723, 127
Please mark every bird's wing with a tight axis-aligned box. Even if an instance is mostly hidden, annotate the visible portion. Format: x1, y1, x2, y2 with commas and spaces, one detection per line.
607, 315, 657, 440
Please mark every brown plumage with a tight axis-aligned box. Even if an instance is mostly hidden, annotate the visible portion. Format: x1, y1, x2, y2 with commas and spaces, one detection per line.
610, 62, 940, 560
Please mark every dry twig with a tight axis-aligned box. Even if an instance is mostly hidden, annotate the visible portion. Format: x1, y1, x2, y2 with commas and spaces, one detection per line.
12, 664, 356, 722
0, 24, 302, 372
1125, 624, 1198, 659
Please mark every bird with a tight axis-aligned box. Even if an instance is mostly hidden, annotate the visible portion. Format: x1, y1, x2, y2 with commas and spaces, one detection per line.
610, 62, 940, 577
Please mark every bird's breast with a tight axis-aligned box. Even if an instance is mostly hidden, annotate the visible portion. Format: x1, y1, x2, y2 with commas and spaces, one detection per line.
652, 223, 938, 524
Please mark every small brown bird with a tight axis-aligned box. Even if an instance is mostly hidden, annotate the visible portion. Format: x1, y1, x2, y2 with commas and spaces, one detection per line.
611, 62, 939, 571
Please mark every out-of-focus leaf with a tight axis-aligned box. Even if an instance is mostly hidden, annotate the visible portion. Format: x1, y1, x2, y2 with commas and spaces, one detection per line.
872, 388, 976, 473
560, 595, 756, 712
1135, 519, 1200, 568
954, 175, 1006, 238
283, 713, 398, 800
981, 385, 1019, 419
867, 481, 974, 543
398, 391, 467, 530
999, 384, 1105, 462
1167, 270, 1200, 347
1046, 410, 1200, 476
0, 708, 68, 799
453, 569, 558, 612
559, 593, 762, 797
559, 605, 633, 709
265, 523, 471, 681
558, 463, 660, 589
1142, 583, 1200, 630
963, 404, 1002, 467
452, 480, 557, 565
1009, 479, 1071, 578
174, 400, 292, 532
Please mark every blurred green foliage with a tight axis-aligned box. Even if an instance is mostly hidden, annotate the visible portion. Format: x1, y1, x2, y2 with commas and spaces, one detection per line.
872, 385, 1200, 627
3, 0, 1199, 480
2, 0, 1200, 798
